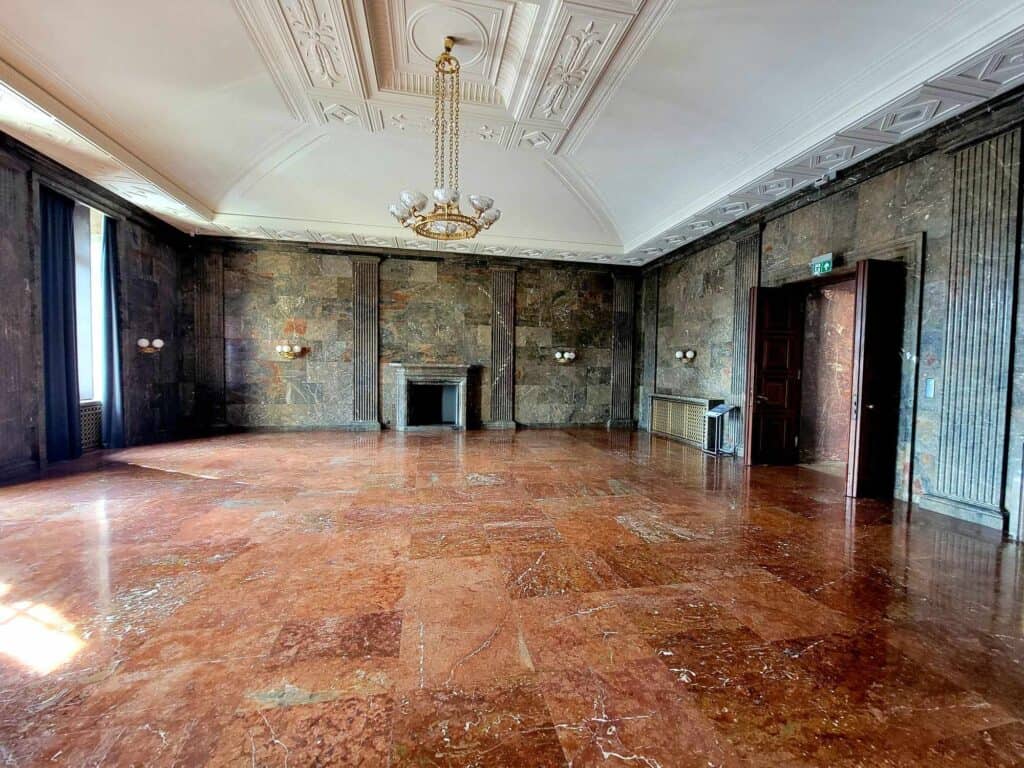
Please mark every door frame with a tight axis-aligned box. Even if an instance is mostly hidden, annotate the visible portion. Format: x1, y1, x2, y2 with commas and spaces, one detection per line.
746, 234, 925, 501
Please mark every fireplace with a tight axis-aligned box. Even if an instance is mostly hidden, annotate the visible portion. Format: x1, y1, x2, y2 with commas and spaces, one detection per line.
390, 363, 470, 431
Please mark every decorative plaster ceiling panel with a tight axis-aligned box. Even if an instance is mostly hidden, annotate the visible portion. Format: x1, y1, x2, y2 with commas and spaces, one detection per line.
0, 1, 1023, 266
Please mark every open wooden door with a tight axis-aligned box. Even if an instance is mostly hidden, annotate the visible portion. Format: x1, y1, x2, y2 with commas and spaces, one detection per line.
846, 259, 906, 498
744, 287, 804, 465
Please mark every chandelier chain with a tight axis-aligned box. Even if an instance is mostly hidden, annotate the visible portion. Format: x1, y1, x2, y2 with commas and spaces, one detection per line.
453, 67, 460, 192
433, 67, 443, 190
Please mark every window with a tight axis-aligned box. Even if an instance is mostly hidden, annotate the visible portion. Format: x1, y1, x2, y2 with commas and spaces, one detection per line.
73, 205, 105, 401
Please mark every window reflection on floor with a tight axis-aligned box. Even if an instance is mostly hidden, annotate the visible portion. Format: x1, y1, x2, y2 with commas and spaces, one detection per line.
0, 582, 84, 675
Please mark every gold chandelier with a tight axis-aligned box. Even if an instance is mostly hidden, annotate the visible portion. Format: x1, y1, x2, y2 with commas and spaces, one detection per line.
389, 37, 500, 241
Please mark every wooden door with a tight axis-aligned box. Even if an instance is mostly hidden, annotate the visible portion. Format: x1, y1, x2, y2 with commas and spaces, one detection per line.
846, 259, 906, 498
744, 286, 804, 465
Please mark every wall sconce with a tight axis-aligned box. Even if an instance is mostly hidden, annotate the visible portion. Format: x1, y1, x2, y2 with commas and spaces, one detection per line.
675, 349, 696, 363
275, 343, 305, 360
553, 349, 577, 364
137, 338, 164, 354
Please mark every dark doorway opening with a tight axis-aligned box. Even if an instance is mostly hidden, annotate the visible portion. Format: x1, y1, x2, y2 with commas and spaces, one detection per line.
407, 383, 459, 427
745, 259, 906, 499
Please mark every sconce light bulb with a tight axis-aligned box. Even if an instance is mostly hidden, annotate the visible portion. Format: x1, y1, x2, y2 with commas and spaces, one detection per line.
567, 352, 576, 360
685, 349, 696, 360
674, 350, 683, 360
291, 345, 302, 353
152, 339, 164, 349
137, 338, 150, 348
554, 351, 563, 360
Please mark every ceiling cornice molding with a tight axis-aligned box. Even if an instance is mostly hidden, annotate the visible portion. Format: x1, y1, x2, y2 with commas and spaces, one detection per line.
0, 57, 216, 224
640, 80, 1024, 275
626, 24, 1024, 261
0, 129, 191, 244
207, 211, 623, 263
198, 232, 638, 274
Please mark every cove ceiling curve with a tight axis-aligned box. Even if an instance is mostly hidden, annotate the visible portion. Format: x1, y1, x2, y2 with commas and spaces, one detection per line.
0, 0, 1021, 264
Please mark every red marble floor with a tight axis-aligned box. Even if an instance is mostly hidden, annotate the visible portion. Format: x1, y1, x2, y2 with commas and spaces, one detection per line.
1, 429, 1023, 767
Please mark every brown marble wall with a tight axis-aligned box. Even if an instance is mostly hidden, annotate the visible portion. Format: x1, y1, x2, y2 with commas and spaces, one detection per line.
762, 152, 953, 507
799, 280, 855, 464
0, 134, 193, 476
655, 240, 735, 402
515, 264, 614, 425
222, 245, 354, 428
646, 118, 1024, 538
379, 258, 491, 428
213, 250, 618, 430
118, 223, 191, 446
0, 151, 40, 478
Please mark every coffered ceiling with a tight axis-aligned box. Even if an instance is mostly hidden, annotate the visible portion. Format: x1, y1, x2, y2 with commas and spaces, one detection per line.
0, 1, 1022, 264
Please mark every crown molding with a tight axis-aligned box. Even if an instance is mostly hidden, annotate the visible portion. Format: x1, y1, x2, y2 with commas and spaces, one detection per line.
640, 80, 1024, 274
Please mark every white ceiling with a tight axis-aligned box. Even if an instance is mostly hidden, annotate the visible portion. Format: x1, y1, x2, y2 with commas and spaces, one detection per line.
0, 0, 1022, 265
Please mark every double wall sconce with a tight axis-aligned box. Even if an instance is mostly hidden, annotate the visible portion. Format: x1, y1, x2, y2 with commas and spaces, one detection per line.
554, 349, 577, 364
275, 343, 305, 360
136, 338, 164, 354
675, 349, 697, 363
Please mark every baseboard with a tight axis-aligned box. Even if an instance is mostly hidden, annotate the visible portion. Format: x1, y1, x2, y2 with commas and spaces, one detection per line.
349, 420, 382, 432
516, 421, 609, 429
0, 457, 39, 486
606, 419, 636, 430
918, 493, 1006, 533
223, 422, 382, 433
481, 420, 517, 430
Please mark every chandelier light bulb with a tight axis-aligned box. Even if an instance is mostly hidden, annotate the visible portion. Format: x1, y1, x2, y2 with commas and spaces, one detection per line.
469, 195, 493, 213
388, 39, 499, 242
400, 190, 428, 212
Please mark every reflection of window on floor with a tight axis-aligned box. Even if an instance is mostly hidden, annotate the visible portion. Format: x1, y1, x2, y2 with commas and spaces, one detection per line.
0, 582, 84, 675
73, 204, 105, 402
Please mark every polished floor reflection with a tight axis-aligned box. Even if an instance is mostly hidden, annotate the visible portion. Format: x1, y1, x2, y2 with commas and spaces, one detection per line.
1, 429, 1022, 766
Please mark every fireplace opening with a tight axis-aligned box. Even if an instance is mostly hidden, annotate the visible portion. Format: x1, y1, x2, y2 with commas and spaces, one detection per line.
407, 383, 459, 427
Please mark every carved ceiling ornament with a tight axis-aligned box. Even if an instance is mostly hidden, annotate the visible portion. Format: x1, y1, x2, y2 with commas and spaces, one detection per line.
540, 20, 603, 119
282, 0, 348, 87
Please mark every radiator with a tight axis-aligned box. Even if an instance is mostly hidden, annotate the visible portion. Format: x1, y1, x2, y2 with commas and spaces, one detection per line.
80, 400, 103, 452
649, 395, 723, 449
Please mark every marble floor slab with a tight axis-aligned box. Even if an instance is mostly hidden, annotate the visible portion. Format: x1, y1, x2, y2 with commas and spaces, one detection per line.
0, 428, 1022, 766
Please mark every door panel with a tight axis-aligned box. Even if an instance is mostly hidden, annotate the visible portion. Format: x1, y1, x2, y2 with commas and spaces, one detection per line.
847, 259, 906, 498
745, 287, 804, 465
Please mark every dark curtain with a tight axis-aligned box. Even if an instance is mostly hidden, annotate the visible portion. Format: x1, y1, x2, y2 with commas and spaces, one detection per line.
40, 186, 81, 461
100, 218, 125, 448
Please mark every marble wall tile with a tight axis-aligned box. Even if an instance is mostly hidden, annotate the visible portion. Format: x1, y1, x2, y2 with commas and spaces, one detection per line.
222, 245, 354, 428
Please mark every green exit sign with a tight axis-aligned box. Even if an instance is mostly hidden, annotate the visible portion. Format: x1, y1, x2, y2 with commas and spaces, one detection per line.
811, 253, 834, 276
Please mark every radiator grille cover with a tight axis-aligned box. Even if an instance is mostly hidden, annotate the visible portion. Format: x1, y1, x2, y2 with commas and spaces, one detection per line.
80, 400, 102, 452
649, 396, 723, 449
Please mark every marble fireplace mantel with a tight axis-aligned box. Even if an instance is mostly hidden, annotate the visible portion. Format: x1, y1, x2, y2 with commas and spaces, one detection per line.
390, 363, 470, 431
